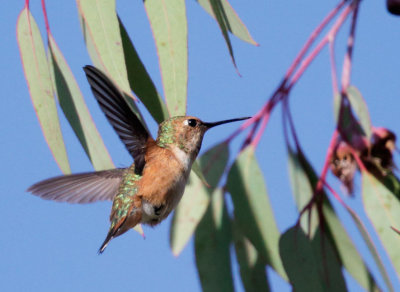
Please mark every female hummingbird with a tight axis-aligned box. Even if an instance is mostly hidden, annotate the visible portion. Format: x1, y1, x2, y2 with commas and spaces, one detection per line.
28, 65, 249, 253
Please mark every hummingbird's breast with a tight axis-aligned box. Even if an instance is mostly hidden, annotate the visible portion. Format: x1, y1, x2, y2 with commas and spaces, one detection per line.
139, 143, 194, 225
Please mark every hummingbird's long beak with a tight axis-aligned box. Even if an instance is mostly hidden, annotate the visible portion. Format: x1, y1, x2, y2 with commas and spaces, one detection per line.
203, 117, 251, 129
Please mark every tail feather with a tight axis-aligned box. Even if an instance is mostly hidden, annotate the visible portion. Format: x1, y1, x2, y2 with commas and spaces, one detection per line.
98, 231, 114, 254
98, 219, 126, 254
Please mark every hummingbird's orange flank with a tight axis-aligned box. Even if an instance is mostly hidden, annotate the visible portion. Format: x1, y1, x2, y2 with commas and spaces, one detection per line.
28, 65, 250, 253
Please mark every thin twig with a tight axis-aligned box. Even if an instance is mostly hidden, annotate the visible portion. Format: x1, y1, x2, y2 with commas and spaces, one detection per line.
41, 0, 51, 33
287, 4, 354, 91
341, 1, 360, 92
284, 0, 347, 80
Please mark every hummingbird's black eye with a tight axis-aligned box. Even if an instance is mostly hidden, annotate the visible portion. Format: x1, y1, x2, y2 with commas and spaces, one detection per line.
187, 119, 197, 127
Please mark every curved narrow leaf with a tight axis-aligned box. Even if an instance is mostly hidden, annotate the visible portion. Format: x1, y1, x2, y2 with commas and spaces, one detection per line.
118, 17, 169, 124
323, 204, 381, 291
170, 173, 209, 256
197, 0, 258, 45
195, 189, 234, 292
48, 35, 114, 171
334, 93, 365, 146
17, 8, 70, 174
280, 227, 346, 291
347, 86, 372, 139
233, 220, 270, 292
287, 148, 318, 237
288, 149, 381, 291
279, 227, 324, 291
311, 229, 347, 292
191, 160, 210, 187
77, 0, 131, 98
345, 203, 394, 291
362, 172, 400, 279
205, 0, 237, 68
227, 146, 286, 279
144, 0, 188, 116
170, 142, 229, 255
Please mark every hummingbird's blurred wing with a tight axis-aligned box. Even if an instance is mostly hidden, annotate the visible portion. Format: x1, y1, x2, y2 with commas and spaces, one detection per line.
27, 169, 126, 204
83, 65, 153, 175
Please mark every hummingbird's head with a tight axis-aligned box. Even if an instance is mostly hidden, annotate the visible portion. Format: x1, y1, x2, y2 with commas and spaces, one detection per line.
156, 116, 250, 158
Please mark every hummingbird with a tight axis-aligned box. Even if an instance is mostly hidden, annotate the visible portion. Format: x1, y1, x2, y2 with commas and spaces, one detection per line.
28, 65, 250, 253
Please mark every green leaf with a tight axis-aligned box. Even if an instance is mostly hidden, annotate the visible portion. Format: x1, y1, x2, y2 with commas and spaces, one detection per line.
144, 0, 188, 116
280, 227, 346, 291
170, 142, 229, 255
17, 8, 70, 174
347, 86, 372, 139
197, 0, 258, 45
48, 34, 114, 171
345, 203, 394, 291
279, 227, 324, 291
227, 146, 286, 279
118, 17, 169, 124
334, 93, 365, 145
77, 0, 131, 98
333, 93, 341, 123
78, 8, 148, 130
287, 148, 318, 237
233, 220, 270, 292
288, 149, 381, 291
311, 229, 347, 292
323, 204, 381, 292
191, 160, 210, 187
204, 0, 237, 68
362, 172, 400, 278
195, 189, 234, 292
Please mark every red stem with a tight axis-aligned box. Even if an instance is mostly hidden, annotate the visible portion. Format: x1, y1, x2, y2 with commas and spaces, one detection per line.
284, 0, 347, 80
341, 1, 360, 92
41, 0, 51, 33
350, 146, 367, 172
287, 4, 354, 91
227, 1, 355, 149
315, 130, 339, 193
251, 112, 270, 148
283, 95, 302, 151
298, 130, 339, 218
241, 122, 259, 150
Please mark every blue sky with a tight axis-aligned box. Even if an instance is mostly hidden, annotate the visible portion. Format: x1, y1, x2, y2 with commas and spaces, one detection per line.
1, 1, 400, 291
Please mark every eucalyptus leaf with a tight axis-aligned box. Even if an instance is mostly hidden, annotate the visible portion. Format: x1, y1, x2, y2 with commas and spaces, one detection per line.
347, 86, 372, 139
77, 0, 131, 97
118, 17, 169, 124
362, 172, 400, 279
227, 146, 286, 279
144, 0, 188, 116
197, 0, 258, 45
279, 227, 324, 291
48, 35, 114, 171
195, 189, 234, 292
17, 8, 70, 174
288, 149, 381, 291
233, 220, 270, 292
170, 142, 229, 255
